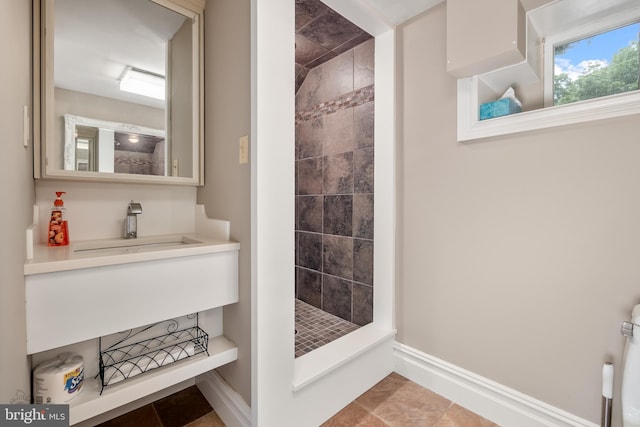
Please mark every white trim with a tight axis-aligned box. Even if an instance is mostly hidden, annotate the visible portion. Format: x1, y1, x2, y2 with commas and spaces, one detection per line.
393, 342, 599, 427
197, 370, 251, 427
372, 29, 397, 330
293, 325, 396, 391
457, 75, 640, 142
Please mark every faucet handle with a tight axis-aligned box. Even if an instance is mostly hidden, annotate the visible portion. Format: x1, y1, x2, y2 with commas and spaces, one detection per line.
128, 201, 143, 215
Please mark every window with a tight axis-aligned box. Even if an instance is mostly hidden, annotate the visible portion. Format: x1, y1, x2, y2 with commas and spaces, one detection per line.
553, 22, 640, 106
457, 1, 640, 142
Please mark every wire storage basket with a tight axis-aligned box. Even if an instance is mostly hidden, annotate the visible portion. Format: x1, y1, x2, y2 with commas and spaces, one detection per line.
99, 314, 208, 393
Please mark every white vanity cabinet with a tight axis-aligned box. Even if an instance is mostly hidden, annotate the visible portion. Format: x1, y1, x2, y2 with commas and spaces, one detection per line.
24, 239, 239, 353
24, 229, 239, 425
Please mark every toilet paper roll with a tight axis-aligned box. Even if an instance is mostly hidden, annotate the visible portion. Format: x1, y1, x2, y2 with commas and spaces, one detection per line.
33, 352, 84, 404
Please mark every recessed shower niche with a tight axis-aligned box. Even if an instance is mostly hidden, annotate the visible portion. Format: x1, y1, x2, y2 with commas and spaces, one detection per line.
294, 0, 374, 357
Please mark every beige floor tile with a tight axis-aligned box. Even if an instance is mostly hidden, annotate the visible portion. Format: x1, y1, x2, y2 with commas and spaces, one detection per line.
184, 411, 226, 427
433, 404, 499, 427
372, 381, 452, 426
356, 372, 410, 411
321, 402, 389, 427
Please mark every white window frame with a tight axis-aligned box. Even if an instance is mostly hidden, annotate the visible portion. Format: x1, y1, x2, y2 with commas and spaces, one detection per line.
457, 3, 640, 142
543, 10, 640, 108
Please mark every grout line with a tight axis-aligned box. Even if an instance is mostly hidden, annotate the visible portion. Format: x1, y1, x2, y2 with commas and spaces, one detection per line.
150, 403, 164, 427
352, 401, 391, 426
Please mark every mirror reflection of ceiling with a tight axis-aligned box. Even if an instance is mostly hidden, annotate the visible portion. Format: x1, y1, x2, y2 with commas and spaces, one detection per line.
54, 0, 186, 109
295, 0, 373, 93
114, 132, 164, 153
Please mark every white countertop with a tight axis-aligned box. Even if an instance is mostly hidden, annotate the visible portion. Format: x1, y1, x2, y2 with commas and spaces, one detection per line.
24, 233, 240, 275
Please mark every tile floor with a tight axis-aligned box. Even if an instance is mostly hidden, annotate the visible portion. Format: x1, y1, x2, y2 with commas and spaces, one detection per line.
102, 373, 498, 427
96, 386, 224, 427
322, 372, 499, 427
295, 299, 360, 357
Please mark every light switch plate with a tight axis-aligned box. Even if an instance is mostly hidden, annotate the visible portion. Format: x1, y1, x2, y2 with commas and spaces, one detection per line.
239, 135, 249, 164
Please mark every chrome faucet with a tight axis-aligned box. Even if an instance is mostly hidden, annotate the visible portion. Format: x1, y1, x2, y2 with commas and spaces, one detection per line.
124, 201, 143, 239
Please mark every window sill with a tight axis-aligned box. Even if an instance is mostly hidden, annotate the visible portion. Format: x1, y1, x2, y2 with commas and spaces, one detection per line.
457, 75, 640, 142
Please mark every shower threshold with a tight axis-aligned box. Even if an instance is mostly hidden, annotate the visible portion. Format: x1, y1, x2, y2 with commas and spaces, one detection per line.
295, 299, 360, 357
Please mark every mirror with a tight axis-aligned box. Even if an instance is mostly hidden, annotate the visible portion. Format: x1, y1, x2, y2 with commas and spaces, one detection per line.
34, 0, 204, 185
64, 114, 166, 175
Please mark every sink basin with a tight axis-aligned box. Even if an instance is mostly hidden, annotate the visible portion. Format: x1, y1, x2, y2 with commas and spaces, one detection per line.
73, 235, 203, 255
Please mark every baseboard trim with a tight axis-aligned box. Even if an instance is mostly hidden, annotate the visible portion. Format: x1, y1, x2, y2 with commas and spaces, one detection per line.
197, 370, 251, 427
393, 342, 598, 427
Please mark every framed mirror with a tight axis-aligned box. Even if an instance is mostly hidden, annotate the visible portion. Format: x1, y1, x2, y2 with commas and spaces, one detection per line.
33, 0, 204, 185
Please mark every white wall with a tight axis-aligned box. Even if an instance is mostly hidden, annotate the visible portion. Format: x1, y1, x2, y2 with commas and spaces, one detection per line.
397, 4, 640, 425
34, 181, 196, 243
198, 0, 252, 406
0, 0, 34, 404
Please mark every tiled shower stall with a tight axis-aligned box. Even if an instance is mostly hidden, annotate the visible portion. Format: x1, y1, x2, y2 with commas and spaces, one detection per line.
294, 36, 375, 335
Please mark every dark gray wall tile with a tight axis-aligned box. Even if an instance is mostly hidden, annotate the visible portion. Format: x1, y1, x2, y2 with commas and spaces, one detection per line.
296, 67, 323, 110
354, 101, 374, 149
295, 30, 375, 328
295, 160, 299, 195
299, 11, 363, 52
352, 283, 373, 326
353, 238, 373, 285
323, 152, 353, 194
295, 66, 310, 94
354, 148, 374, 194
296, 33, 332, 66
298, 118, 324, 160
298, 195, 323, 233
298, 268, 322, 308
324, 195, 353, 236
297, 157, 323, 195
334, 32, 373, 57
322, 275, 352, 321
353, 194, 373, 239
295, 0, 330, 31
306, 51, 337, 70
323, 235, 353, 280
354, 38, 375, 89
295, 232, 300, 270
320, 50, 354, 102
298, 232, 322, 271
323, 108, 353, 155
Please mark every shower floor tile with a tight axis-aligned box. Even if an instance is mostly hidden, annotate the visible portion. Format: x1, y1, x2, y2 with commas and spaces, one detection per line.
296, 299, 360, 357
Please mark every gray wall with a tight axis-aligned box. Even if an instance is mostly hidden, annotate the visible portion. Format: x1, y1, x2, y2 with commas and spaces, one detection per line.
0, 0, 34, 404
169, 19, 193, 178
55, 88, 165, 134
397, 4, 639, 424
295, 39, 375, 326
198, 0, 252, 406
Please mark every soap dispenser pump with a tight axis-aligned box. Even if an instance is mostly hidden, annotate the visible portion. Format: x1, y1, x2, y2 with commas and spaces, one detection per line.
48, 191, 69, 246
